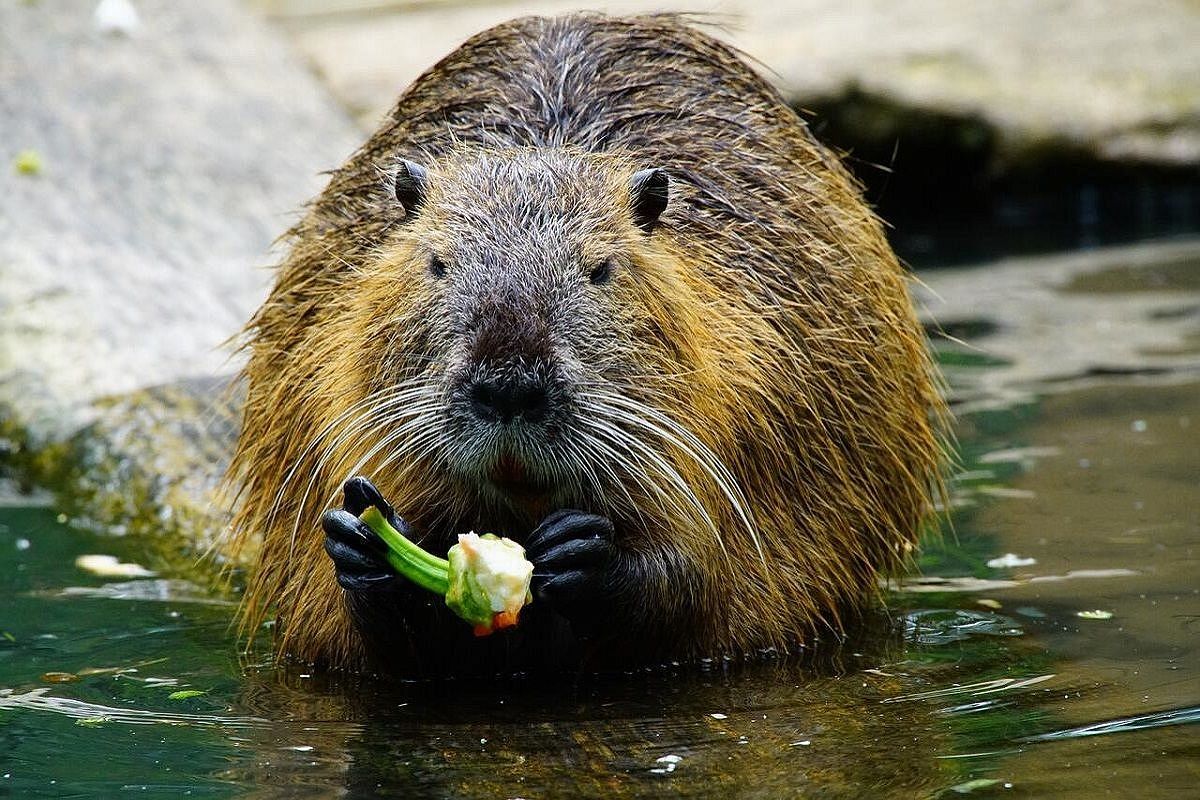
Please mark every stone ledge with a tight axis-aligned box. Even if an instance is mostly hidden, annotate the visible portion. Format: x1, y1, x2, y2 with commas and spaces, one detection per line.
0, 0, 360, 442
258, 0, 1200, 167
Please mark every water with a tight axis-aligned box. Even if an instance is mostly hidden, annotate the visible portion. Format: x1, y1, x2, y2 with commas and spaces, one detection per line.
2, 240, 1198, 798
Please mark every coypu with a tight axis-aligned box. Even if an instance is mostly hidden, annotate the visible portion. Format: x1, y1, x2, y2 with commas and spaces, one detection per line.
226, 12, 946, 676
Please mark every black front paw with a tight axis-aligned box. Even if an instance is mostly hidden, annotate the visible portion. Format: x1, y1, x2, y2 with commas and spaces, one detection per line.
321, 477, 411, 593
526, 509, 625, 633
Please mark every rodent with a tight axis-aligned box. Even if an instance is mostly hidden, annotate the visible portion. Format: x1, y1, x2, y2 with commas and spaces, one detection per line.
226, 13, 946, 676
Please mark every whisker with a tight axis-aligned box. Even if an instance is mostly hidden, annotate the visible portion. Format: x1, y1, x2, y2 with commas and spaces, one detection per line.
584, 389, 763, 564
285, 386, 440, 561
593, 392, 758, 529
577, 414, 715, 544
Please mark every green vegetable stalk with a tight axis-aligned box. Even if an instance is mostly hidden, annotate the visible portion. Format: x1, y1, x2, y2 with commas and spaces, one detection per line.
358, 506, 533, 636
360, 506, 449, 596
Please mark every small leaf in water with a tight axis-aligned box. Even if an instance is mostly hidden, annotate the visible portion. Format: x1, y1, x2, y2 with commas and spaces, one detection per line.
1, 631, 14, 642
945, 778, 1003, 794
75, 716, 110, 727
167, 689, 208, 701
975, 598, 1002, 609
1076, 609, 1114, 620
41, 672, 78, 683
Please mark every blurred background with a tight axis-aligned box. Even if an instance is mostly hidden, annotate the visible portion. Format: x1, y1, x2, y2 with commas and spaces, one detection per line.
1, 2, 1198, 798
260, 0, 1200, 264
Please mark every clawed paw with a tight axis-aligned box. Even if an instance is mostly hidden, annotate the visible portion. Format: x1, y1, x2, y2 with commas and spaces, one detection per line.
322, 477, 412, 592
526, 509, 622, 628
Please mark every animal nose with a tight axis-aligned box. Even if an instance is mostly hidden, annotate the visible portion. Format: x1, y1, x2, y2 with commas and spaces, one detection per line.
469, 377, 549, 424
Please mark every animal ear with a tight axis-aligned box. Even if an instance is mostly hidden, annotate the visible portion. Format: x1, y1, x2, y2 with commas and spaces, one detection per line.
393, 159, 428, 217
629, 168, 669, 233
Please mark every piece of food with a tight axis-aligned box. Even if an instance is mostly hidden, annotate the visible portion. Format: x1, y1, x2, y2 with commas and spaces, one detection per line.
446, 533, 534, 636
357, 506, 533, 636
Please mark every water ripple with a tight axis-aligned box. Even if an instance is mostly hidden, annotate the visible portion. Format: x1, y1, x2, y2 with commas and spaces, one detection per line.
1024, 705, 1200, 742
0, 687, 266, 728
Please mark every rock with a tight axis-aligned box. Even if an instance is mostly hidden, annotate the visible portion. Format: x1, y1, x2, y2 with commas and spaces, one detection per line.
0, 0, 359, 568
260, 0, 1200, 166
0, 0, 359, 443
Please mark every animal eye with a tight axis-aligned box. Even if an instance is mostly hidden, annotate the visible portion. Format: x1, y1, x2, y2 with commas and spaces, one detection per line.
588, 259, 613, 285
429, 254, 447, 278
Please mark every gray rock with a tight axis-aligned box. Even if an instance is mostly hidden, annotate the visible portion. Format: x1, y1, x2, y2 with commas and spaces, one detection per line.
0, 0, 359, 570
0, 0, 359, 442
262, 0, 1200, 166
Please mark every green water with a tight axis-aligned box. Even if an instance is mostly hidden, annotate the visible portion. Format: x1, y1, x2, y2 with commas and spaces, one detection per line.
2, 245, 1198, 798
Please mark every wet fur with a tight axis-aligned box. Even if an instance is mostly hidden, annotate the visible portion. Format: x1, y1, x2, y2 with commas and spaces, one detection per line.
225, 13, 946, 671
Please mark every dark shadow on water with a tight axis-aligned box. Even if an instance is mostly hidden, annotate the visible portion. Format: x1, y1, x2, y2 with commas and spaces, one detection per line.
804, 88, 1200, 267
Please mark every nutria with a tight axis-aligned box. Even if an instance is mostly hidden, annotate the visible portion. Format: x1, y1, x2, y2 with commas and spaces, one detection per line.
226, 12, 946, 676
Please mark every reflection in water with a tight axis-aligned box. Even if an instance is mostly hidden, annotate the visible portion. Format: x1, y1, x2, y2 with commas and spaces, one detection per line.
1026, 705, 1200, 742
0, 686, 266, 728
902, 609, 1025, 644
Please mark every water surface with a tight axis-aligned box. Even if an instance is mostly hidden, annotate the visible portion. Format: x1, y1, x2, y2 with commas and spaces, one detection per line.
1, 239, 1197, 798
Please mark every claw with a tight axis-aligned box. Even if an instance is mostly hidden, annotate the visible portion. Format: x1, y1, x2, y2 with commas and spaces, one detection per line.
531, 537, 615, 571
525, 510, 613, 558
524, 509, 625, 635
342, 476, 394, 519
321, 505, 399, 592
321, 508, 389, 555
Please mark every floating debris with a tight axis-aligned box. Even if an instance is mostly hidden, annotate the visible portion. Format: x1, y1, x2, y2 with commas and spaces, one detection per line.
167, 689, 207, 701
40, 672, 78, 684
1076, 609, 1114, 620
74, 554, 155, 578
986, 553, 1037, 569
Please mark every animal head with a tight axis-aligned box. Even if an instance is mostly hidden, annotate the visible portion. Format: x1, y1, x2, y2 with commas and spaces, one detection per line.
336, 147, 741, 525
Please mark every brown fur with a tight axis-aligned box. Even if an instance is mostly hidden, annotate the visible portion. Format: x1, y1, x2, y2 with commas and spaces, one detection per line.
225, 13, 947, 671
